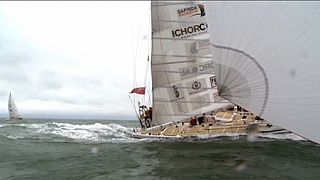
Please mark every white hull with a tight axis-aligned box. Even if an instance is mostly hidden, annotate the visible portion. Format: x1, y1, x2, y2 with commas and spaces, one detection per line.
130, 125, 292, 140
130, 131, 292, 140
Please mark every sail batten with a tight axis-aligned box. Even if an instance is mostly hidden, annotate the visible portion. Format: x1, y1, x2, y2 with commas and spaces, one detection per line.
153, 37, 209, 41
157, 20, 205, 24
154, 100, 229, 104
152, 2, 193, 8
152, 60, 195, 66
152, 54, 212, 59
153, 70, 215, 75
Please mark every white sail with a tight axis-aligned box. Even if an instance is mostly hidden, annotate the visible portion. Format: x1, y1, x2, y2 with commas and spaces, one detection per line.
204, 2, 320, 143
8, 92, 23, 120
150, 1, 232, 126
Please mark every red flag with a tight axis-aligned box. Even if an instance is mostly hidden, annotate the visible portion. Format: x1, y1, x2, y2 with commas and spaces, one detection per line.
130, 87, 145, 95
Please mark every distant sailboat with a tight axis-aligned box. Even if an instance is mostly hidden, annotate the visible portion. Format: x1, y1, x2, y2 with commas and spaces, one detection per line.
7, 92, 24, 122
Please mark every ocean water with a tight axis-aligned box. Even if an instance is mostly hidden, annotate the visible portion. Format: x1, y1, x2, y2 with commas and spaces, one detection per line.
0, 118, 319, 180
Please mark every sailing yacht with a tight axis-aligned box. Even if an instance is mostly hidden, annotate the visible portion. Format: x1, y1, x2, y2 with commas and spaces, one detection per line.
7, 92, 24, 123
130, 1, 291, 140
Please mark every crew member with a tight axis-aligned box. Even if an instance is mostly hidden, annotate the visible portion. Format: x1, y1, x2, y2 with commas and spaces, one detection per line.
198, 113, 205, 125
189, 116, 197, 127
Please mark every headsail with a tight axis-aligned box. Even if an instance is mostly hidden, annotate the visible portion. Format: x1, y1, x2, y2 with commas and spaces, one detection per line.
8, 92, 23, 120
204, 2, 320, 143
150, 1, 232, 126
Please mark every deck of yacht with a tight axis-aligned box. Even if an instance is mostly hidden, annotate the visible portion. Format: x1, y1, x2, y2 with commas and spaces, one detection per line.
138, 111, 270, 137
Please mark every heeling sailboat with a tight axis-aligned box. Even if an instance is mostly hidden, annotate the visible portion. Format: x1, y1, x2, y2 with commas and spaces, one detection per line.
131, 1, 290, 139
7, 92, 24, 123
203, 2, 320, 143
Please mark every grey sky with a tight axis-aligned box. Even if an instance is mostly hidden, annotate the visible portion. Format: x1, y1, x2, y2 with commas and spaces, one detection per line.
0, 1, 151, 120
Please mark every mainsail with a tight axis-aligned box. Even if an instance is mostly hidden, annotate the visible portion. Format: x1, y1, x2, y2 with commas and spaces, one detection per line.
150, 1, 232, 126
204, 2, 320, 143
8, 92, 23, 120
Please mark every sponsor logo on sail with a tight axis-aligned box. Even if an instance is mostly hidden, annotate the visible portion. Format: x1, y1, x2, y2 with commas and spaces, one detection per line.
168, 83, 185, 100
180, 61, 215, 78
189, 39, 210, 54
188, 78, 207, 95
209, 76, 217, 88
173, 85, 180, 98
192, 81, 201, 90
177, 4, 205, 17
171, 23, 208, 39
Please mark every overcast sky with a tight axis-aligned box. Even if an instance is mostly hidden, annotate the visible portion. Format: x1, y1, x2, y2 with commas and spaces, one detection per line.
0, 1, 151, 120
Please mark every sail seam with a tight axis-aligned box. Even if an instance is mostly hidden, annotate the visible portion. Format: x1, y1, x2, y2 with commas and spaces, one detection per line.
211, 44, 269, 116
154, 100, 231, 103
152, 54, 212, 59
157, 19, 204, 24
151, 2, 192, 8
153, 37, 209, 41
152, 70, 215, 75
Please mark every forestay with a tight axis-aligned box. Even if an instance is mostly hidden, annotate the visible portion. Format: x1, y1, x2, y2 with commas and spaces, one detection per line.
204, 2, 320, 143
151, 1, 232, 126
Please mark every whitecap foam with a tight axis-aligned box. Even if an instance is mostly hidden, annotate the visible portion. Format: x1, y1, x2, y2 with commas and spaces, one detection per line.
4, 135, 25, 140
2, 121, 307, 143
258, 133, 306, 141
33, 122, 143, 143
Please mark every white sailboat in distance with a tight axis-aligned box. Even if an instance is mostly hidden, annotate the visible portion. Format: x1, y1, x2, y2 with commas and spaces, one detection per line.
7, 92, 24, 123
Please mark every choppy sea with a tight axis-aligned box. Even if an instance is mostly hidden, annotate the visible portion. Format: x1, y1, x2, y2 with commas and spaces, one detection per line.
0, 118, 319, 180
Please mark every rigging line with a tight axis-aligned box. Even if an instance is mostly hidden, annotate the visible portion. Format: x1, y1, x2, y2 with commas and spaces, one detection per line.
135, 11, 143, 87
157, 19, 204, 24
146, 3, 152, 107
152, 54, 213, 59
144, 3, 151, 86
147, 3, 151, 61
143, 56, 150, 106
133, 10, 145, 107
129, 95, 143, 128
154, 99, 230, 103
152, 70, 215, 75
153, 86, 216, 90
144, 56, 149, 86
131, 15, 138, 108
153, 37, 209, 41
152, 60, 195, 66
151, 2, 192, 7
132, 16, 136, 89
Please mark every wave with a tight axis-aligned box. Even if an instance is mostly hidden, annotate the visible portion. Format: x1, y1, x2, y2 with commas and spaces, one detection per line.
0, 122, 306, 143
257, 133, 306, 141
0, 122, 144, 143
36, 122, 143, 143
